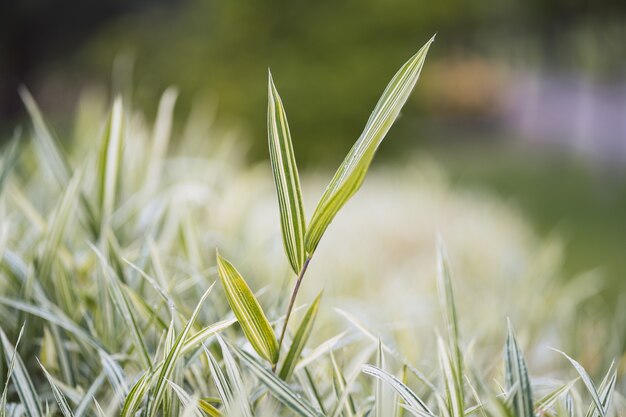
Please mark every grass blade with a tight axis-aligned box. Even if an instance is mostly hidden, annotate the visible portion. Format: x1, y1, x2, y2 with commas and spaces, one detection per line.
0, 327, 43, 417
216, 336, 254, 417
534, 379, 578, 415
268, 72, 307, 273
551, 349, 606, 417
505, 322, 534, 417
38, 360, 75, 417
362, 364, 436, 417
437, 239, 464, 417
216, 251, 278, 364
304, 36, 434, 254
169, 381, 204, 417
0, 131, 21, 196
1, 325, 24, 417
146, 284, 214, 417
96, 96, 124, 227
278, 291, 322, 380
234, 346, 325, 417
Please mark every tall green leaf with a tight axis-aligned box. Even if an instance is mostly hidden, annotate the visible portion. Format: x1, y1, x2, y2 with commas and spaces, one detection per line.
0, 327, 43, 417
97, 96, 124, 227
216, 251, 279, 364
437, 238, 464, 417
268, 72, 307, 273
304, 36, 434, 254
504, 322, 534, 417
146, 284, 214, 417
278, 291, 322, 380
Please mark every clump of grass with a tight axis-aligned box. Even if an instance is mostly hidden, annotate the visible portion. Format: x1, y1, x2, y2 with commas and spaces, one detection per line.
0, 35, 623, 417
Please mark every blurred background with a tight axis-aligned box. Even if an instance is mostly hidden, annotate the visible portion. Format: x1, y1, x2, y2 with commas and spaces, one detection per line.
1, 0, 626, 303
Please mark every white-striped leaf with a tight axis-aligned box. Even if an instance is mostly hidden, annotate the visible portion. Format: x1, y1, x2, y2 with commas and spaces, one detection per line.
1, 325, 24, 417
146, 284, 214, 417
304, 36, 434, 254
96, 96, 124, 227
504, 322, 533, 417
278, 291, 322, 380
233, 346, 325, 417
438, 336, 465, 417
362, 364, 436, 417
216, 251, 278, 364
268, 72, 307, 273
38, 360, 75, 417
0, 327, 43, 417
552, 349, 606, 417
437, 239, 464, 417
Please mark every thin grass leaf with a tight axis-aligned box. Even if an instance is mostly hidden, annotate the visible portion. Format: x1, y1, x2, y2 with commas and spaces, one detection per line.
38, 169, 82, 283
438, 336, 465, 417
505, 322, 534, 417
99, 351, 128, 403
1, 325, 24, 417
584, 365, 617, 417
534, 379, 578, 415
551, 349, 606, 417
163, 319, 178, 417
97, 96, 124, 226
146, 88, 178, 191
74, 373, 105, 417
437, 238, 463, 383
330, 351, 356, 417
234, 346, 325, 417
205, 346, 234, 415
268, 72, 307, 273
304, 36, 434, 254
0, 327, 43, 417
0, 296, 103, 350
168, 381, 204, 417
376, 340, 386, 417
120, 371, 153, 417
437, 239, 464, 417
362, 365, 436, 417
298, 367, 327, 415
20, 88, 71, 185
216, 336, 254, 417
146, 284, 214, 417
0, 131, 21, 196
90, 243, 152, 368
182, 318, 237, 354
216, 251, 278, 364
279, 291, 322, 380
198, 398, 222, 417
38, 360, 75, 417
19, 88, 98, 236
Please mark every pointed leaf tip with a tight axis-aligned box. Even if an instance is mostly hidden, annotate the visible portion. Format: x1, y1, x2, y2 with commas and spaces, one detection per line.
267, 74, 307, 273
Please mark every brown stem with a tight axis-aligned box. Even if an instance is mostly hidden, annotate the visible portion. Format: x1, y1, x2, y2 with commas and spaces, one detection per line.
274, 256, 312, 371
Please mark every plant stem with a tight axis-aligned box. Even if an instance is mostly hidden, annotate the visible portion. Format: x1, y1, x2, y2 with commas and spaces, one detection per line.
274, 256, 312, 371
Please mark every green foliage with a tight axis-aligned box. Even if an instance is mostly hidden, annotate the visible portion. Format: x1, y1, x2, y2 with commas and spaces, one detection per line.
0, 42, 622, 417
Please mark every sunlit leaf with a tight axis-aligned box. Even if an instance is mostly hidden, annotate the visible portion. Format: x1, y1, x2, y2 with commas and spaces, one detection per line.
278, 291, 322, 380
216, 250, 279, 364
305, 36, 434, 254
268, 72, 307, 273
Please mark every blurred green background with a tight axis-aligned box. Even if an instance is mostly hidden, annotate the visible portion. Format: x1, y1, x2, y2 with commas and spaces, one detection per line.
2, 0, 626, 296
